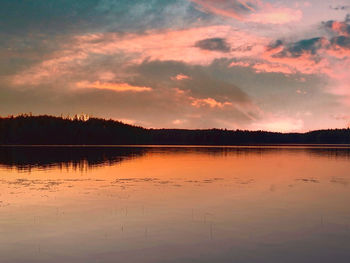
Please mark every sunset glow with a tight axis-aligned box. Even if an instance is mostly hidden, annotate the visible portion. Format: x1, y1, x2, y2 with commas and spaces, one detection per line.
1, 0, 350, 131
2, 3, 350, 262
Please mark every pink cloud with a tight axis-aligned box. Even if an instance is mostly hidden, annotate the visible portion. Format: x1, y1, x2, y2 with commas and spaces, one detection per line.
248, 7, 302, 25
191, 0, 302, 24
171, 74, 191, 80
73, 25, 265, 65
191, 97, 233, 108
191, 0, 253, 20
326, 44, 350, 59
259, 38, 333, 76
229, 61, 251, 67
263, 53, 328, 74
12, 51, 89, 85
229, 59, 295, 75
228, 45, 329, 76
326, 21, 350, 37
11, 14, 349, 114
12, 25, 268, 85
75, 81, 152, 92
252, 62, 295, 74
255, 34, 350, 100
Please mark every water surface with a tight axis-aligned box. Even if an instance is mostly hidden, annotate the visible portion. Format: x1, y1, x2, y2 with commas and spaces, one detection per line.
0, 146, 349, 263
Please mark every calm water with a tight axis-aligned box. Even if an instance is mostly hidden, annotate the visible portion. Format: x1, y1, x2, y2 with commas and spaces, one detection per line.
0, 146, 350, 263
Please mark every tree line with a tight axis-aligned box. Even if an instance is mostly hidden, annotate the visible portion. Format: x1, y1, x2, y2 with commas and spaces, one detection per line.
0, 114, 349, 145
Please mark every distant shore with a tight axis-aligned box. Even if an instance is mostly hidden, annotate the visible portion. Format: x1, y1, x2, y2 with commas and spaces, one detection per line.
1, 114, 349, 145
1, 144, 350, 148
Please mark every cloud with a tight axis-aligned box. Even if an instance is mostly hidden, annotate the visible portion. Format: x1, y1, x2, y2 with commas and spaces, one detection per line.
195, 37, 231, 52
229, 61, 250, 67
8, 21, 336, 130
252, 63, 294, 74
6, 57, 270, 129
329, 36, 350, 59
11, 25, 268, 85
264, 15, 350, 66
217, 15, 350, 111
226, 37, 330, 76
257, 33, 348, 76
191, 0, 257, 20
191, 97, 232, 108
268, 37, 328, 58
323, 19, 350, 36
75, 81, 152, 92
129, 60, 264, 125
331, 35, 350, 47
133, 60, 253, 103
171, 74, 191, 80
322, 17, 350, 58
191, 0, 302, 24
329, 5, 350, 11
247, 6, 302, 25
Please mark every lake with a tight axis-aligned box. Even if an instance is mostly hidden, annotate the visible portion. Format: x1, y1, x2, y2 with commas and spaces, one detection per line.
0, 146, 349, 263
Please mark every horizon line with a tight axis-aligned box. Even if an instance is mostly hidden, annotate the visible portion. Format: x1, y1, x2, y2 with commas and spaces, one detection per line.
1, 113, 350, 134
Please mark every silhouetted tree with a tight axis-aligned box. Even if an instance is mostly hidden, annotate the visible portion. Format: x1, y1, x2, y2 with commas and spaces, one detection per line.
0, 114, 349, 145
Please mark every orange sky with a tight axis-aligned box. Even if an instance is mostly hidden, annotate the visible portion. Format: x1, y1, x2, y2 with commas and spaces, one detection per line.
1, 0, 350, 131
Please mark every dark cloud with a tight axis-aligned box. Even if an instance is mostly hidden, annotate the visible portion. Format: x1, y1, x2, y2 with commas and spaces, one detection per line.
195, 38, 231, 53
331, 35, 350, 48
268, 15, 350, 60
323, 20, 350, 36
288, 38, 325, 56
329, 5, 350, 11
268, 39, 283, 49
319, 16, 350, 49
268, 37, 326, 58
265, 15, 350, 61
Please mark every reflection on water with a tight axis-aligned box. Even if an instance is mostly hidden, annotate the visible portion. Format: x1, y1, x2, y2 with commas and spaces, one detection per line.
0, 146, 350, 263
0, 146, 147, 171
2, 146, 350, 171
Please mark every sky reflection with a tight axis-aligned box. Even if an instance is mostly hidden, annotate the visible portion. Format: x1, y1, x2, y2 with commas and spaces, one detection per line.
0, 147, 349, 263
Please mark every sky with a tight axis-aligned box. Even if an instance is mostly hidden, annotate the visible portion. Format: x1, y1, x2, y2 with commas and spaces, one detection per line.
1, 0, 350, 132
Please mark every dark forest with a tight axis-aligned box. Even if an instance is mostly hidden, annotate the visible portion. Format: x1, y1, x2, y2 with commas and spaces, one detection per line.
1, 115, 350, 145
